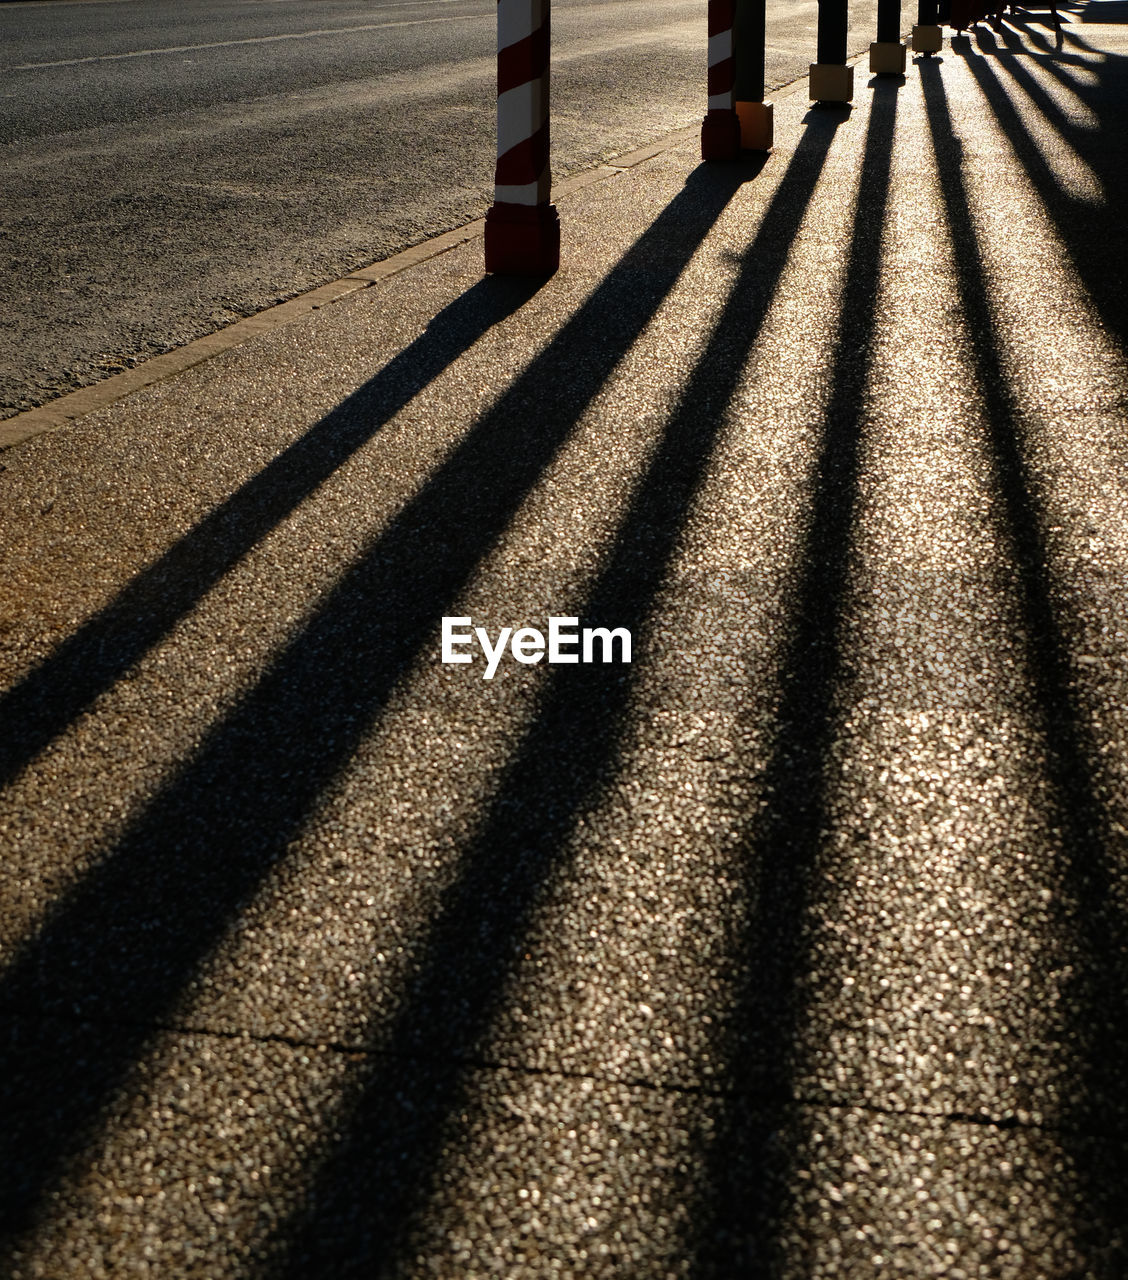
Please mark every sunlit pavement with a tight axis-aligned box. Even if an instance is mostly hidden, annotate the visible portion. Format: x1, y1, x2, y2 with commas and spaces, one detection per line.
1, 11, 1127, 1276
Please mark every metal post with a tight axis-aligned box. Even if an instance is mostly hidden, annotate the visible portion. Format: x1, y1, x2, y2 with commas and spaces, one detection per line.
810, 0, 853, 102
877, 0, 902, 40
911, 0, 944, 52
484, 0, 560, 274
870, 0, 906, 71
818, 0, 848, 63
734, 0, 773, 150
701, 0, 741, 159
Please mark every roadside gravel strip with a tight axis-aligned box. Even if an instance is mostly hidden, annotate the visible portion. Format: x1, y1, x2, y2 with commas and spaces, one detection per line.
2, 14, 1128, 1279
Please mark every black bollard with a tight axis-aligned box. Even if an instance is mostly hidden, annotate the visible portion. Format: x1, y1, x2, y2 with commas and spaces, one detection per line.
912, 0, 944, 52
818, 0, 849, 63
734, 0, 774, 148
870, 0, 906, 72
810, 0, 854, 101
878, 0, 901, 41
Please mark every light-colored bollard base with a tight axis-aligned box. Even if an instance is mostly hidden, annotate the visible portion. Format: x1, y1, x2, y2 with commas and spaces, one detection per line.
701, 108, 741, 161
869, 40, 907, 73
911, 23, 944, 51
735, 100, 775, 152
484, 201, 560, 275
809, 63, 855, 103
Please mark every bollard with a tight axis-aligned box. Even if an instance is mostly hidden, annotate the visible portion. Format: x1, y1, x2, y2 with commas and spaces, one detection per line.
911, 0, 944, 52
810, 0, 854, 102
870, 0, 907, 73
734, 0, 773, 151
701, 0, 742, 159
484, 0, 560, 275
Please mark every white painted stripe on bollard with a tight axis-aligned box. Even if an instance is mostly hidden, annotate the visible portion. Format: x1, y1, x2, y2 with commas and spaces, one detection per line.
496, 81, 546, 158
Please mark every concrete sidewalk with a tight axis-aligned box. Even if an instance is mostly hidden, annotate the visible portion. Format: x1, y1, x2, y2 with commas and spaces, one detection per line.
1, 13, 1128, 1277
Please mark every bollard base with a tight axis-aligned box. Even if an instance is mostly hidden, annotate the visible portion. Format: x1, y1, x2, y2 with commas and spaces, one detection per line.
869, 40, 907, 73
809, 63, 854, 103
735, 100, 774, 152
701, 108, 741, 161
484, 201, 560, 276
911, 23, 944, 51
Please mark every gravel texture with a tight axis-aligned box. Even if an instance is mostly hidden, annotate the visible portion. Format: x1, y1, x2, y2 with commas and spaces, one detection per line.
1, 13, 1127, 1276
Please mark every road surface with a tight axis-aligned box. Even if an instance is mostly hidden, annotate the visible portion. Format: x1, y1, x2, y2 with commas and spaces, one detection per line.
1, 0, 886, 418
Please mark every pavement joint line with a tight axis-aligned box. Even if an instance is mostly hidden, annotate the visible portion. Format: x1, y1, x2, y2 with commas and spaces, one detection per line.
0, 50, 869, 454
0, 1005, 1071, 1132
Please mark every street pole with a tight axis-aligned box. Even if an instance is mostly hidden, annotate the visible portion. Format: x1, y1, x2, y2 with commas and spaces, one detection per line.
701, 0, 741, 159
734, 0, 773, 150
810, 0, 854, 102
870, 0, 907, 72
912, 0, 944, 53
484, 0, 560, 274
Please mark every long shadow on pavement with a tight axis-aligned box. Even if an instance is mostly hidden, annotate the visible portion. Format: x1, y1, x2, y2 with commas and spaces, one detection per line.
0, 158, 758, 1249
0, 276, 539, 790
959, 22, 1128, 351
920, 54, 1128, 1273
271, 109, 850, 1278
690, 80, 901, 1278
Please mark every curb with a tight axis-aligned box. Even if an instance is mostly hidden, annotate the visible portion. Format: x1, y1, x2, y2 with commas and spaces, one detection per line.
0, 63, 841, 452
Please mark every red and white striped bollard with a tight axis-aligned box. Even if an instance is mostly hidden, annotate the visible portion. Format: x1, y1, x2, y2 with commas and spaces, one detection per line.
484, 0, 560, 274
701, 0, 741, 161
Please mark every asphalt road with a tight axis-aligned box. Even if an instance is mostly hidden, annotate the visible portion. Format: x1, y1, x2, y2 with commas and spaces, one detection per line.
0, 0, 886, 420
